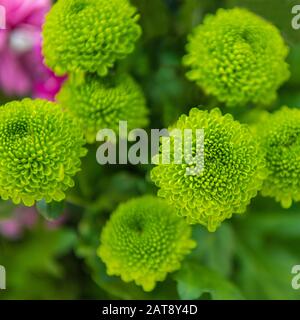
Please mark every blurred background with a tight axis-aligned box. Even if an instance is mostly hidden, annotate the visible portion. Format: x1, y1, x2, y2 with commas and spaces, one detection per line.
0, 0, 300, 300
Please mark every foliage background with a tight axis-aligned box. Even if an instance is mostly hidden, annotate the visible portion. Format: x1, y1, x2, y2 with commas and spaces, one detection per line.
0, 0, 300, 300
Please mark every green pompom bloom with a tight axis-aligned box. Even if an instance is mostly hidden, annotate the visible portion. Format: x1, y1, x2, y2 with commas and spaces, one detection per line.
256, 107, 300, 208
151, 108, 266, 232
183, 8, 290, 107
97, 196, 196, 291
0, 99, 86, 206
42, 0, 142, 76
57, 73, 148, 143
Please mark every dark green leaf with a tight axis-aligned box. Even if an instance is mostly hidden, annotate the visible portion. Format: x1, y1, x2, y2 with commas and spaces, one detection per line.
173, 259, 244, 300
36, 199, 65, 221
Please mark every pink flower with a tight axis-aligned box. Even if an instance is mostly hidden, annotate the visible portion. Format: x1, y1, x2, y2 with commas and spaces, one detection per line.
0, 207, 37, 240
0, 206, 68, 240
33, 42, 66, 101
0, 0, 64, 98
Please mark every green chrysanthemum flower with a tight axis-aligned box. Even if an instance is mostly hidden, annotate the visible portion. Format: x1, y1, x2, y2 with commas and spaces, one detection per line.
0, 99, 86, 206
151, 108, 266, 232
183, 8, 290, 107
97, 196, 196, 291
42, 0, 141, 76
57, 73, 148, 143
256, 107, 300, 208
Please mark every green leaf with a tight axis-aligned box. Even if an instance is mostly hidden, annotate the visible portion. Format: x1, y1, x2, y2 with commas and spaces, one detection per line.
234, 209, 300, 299
0, 227, 77, 299
80, 252, 179, 300
36, 199, 65, 221
236, 242, 300, 300
191, 224, 235, 277
243, 211, 300, 240
173, 259, 244, 300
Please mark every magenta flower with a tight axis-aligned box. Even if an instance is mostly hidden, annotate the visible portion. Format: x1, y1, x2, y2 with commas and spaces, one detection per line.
33, 42, 66, 101
0, 207, 37, 240
0, 206, 68, 240
0, 0, 64, 98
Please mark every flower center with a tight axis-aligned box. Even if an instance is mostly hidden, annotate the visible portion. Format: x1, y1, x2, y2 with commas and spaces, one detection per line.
4, 120, 29, 140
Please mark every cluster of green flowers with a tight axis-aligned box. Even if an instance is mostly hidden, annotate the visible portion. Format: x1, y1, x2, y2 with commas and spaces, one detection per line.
50, 3, 299, 291
183, 8, 290, 107
0, 0, 147, 203
150, 106, 300, 233
3, 1, 299, 294
43, 0, 148, 143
